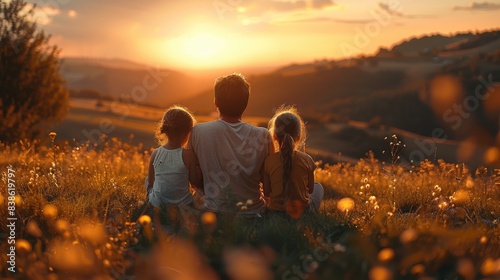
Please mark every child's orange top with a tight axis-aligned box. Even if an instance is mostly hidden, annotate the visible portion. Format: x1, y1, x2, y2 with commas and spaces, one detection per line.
264, 150, 315, 211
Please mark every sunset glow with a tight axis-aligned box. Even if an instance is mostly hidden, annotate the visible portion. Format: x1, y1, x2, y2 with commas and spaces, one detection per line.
163, 29, 241, 69
180, 32, 225, 59
30, 0, 500, 69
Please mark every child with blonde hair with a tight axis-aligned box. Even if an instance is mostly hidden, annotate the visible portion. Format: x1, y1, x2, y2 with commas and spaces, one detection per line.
263, 107, 324, 219
147, 106, 203, 208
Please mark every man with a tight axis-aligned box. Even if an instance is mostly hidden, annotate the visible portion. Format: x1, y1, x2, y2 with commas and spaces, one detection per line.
188, 73, 274, 215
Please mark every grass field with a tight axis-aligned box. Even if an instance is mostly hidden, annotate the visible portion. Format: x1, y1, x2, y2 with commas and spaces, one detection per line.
1, 134, 499, 279
57, 98, 270, 149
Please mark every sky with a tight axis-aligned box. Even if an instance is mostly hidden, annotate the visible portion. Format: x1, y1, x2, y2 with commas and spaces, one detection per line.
25, 0, 500, 70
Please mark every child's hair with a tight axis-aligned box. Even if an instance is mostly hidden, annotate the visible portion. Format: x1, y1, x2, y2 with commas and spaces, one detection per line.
268, 106, 307, 201
155, 106, 195, 145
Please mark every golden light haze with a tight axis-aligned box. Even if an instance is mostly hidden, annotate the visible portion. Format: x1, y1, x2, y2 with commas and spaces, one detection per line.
33, 0, 500, 69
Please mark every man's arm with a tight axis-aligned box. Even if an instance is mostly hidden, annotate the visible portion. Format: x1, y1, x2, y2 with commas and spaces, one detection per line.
186, 126, 196, 150
185, 127, 204, 193
183, 149, 204, 193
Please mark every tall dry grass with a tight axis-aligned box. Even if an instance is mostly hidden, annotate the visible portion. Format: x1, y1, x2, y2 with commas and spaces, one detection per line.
0, 135, 499, 279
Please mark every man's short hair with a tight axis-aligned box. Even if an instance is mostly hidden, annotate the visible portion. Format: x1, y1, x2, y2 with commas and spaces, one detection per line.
214, 73, 250, 118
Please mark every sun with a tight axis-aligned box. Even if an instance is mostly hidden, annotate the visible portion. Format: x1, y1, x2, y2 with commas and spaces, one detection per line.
165, 31, 229, 68
181, 32, 225, 59
159, 27, 262, 69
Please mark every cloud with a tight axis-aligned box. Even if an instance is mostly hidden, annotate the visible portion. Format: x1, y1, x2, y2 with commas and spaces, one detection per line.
312, 0, 336, 9
233, 0, 339, 27
263, 0, 307, 12
25, 4, 60, 25
332, 18, 373, 24
67, 10, 77, 18
453, 2, 500, 11
272, 16, 330, 23
244, 0, 336, 15
377, 2, 434, 19
378, 3, 404, 17
274, 16, 371, 24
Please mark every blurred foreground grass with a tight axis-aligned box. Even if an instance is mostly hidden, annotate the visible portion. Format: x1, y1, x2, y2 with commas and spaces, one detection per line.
0, 136, 499, 279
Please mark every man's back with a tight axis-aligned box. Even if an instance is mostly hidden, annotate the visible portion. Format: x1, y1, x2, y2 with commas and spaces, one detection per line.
189, 120, 271, 214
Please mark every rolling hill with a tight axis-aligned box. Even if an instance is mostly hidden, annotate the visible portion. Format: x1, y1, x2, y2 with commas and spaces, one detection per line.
60, 57, 206, 106
390, 32, 475, 55
179, 67, 407, 117
54, 30, 500, 167
178, 29, 500, 140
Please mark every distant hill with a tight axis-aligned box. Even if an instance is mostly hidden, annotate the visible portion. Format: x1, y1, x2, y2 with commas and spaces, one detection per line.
62, 57, 148, 70
441, 30, 500, 52
59, 57, 206, 107
179, 29, 500, 142
180, 67, 407, 117
388, 29, 500, 56
390, 33, 475, 55
53, 31, 499, 167
58, 30, 499, 143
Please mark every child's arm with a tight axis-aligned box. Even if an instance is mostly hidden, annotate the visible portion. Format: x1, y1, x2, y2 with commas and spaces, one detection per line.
182, 149, 204, 193
260, 131, 276, 186
263, 171, 271, 197
307, 168, 315, 194
262, 155, 272, 197
307, 155, 316, 194
147, 149, 158, 196
267, 131, 276, 155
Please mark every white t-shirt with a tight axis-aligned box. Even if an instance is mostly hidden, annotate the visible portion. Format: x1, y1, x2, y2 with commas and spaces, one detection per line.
148, 147, 193, 207
189, 120, 272, 214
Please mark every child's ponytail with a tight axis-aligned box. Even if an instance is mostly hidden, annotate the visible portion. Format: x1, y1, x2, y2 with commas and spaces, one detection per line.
269, 107, 308, 218
280, 133, 295, 202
